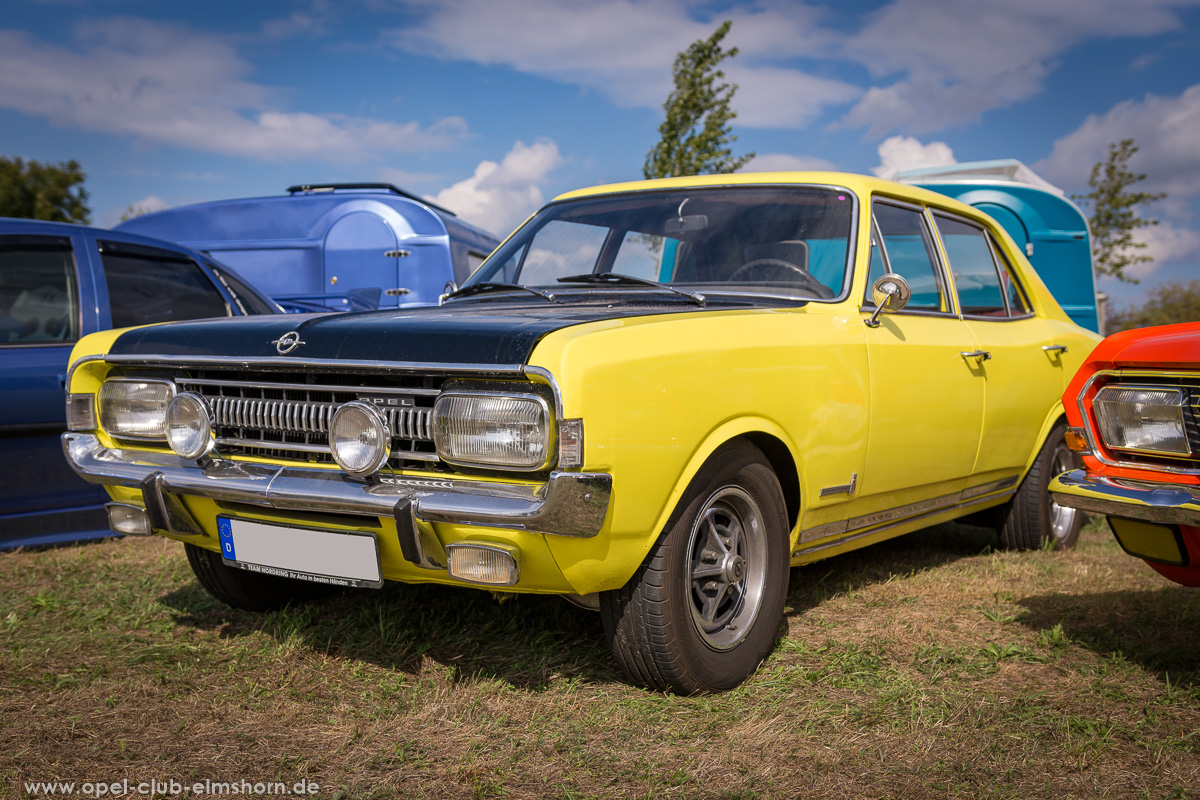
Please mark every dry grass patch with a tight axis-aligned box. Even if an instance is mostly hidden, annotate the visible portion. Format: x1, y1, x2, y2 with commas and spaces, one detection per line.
2, 519, 1198, 799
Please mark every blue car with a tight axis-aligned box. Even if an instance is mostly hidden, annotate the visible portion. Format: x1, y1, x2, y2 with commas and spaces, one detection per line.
0, 218, 281, 549
116, 183, 502, 312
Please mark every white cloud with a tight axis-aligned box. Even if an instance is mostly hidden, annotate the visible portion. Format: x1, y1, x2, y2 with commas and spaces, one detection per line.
0, 20, 469, 162
740, 153, 836, 173
838, 0, 1199, 135
1036, 84, 1200, 202
389, 0, 1198, 137
389, 0, 859, 129
871, 136, 956, 179
101, 194, 170, 228
1131, 221, 1200, 275
430, 139, 564, 234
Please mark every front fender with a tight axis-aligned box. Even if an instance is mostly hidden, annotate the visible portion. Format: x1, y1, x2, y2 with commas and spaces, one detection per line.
545, 415, 802, 596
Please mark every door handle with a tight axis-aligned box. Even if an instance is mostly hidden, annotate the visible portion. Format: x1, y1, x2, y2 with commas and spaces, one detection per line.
1042, 344, 1069, 354
960, 350, 991, 362
57, 370, 67, 390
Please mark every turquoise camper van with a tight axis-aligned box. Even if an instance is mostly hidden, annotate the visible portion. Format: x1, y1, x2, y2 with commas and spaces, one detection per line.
900, 160, 1101, 333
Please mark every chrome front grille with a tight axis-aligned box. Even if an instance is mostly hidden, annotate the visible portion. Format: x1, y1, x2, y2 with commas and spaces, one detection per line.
176, 374, 441, 468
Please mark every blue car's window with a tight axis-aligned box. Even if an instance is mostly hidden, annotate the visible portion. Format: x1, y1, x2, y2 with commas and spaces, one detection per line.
867, 202, 947, 312
934, 214, 1007, 316
99, 242, 230, 328
0, 237, 79, 345
470, 186, 855, 302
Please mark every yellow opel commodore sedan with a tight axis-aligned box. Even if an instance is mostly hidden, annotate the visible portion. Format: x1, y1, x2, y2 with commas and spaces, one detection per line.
62, 173, 1101, 693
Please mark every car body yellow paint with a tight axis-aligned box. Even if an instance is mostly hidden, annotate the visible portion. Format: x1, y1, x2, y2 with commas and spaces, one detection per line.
65, 172, 1102, 600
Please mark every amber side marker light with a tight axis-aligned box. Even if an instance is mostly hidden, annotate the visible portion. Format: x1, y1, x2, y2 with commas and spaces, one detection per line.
1065, 427, 1089, 452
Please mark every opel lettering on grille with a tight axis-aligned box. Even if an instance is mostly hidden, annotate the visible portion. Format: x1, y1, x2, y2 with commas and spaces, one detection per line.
359, 395, 414, 407
271, 331, 305, 355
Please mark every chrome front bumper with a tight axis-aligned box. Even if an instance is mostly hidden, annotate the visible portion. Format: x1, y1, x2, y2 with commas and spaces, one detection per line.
1050, 468, 1200, 527
62, 433, 612, 543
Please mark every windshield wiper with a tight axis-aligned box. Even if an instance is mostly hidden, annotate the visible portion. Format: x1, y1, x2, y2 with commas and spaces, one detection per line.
442, 282, 558, 302
556, 273, 706, 307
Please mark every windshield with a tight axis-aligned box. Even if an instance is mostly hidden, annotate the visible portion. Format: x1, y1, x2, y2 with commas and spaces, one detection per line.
466, 186, 856, 301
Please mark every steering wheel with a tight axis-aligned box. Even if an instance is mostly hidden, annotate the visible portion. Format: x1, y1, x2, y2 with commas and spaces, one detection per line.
727, 258, 832, 297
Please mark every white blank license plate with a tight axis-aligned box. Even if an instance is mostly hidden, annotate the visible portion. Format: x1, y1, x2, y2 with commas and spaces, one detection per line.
217, 517, 382, 588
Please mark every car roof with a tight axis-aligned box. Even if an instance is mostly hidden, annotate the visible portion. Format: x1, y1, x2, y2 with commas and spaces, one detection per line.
551, 171, 981, 216
0, 216, 213, 256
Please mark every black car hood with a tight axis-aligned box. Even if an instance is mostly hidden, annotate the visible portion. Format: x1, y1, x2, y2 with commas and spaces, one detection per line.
106, 298, 730, 365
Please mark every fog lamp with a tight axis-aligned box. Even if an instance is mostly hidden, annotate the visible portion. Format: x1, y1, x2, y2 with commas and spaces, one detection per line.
432, 392, 552, 470
105, 503, 152, 536
166, 392, 215, 460
446, 543, 519, 586
330, 401, 391, 477
98, 379, 175, 439
1094, 385, 1189, 456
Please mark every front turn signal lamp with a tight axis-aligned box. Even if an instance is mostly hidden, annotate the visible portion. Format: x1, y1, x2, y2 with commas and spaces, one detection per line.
1094, 385, 1190, 456
98, 380, 176, 440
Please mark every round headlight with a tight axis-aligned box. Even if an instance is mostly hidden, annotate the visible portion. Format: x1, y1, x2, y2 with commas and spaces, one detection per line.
330, 401, 391, 477
165, 393, 215, 461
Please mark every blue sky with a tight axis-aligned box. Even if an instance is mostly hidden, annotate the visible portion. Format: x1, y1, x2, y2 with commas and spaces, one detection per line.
3, 0, 1199, 312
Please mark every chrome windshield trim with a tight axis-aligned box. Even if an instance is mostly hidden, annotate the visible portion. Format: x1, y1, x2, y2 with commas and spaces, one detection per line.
511, 182, 860, 305
1077, 370, 1200, 476
63, 433, 610, 538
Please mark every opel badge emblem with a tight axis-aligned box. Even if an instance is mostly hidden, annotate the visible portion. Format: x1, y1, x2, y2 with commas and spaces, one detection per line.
271, 331, 305, 355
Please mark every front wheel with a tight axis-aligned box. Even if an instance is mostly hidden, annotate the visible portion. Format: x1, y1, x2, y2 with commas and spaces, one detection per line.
600, 441, 790, 693
997, 421, 1082, 551
185, 543, 339, 611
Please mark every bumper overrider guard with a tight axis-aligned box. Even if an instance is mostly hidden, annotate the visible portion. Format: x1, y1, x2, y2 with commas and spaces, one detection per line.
63, 433, 613, 571
1050, 468, 1200, 527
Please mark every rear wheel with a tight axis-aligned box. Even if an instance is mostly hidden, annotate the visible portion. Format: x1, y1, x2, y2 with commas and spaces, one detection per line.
185, 543, 338, 611
600, 441, 790, 693
998, 421, 1082, 551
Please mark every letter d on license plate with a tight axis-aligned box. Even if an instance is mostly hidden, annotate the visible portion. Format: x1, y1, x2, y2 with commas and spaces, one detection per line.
217, 517, 382, 588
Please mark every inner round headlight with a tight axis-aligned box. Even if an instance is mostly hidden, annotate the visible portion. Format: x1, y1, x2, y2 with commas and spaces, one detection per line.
330, 401, 391, 477
165, 393, 215, 461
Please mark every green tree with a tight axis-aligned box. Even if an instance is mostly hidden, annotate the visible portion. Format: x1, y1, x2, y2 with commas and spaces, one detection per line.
1106, 280, 1200, 332
0, 156, 91, 224
1074, 139, 1165, 284
643, 21, 754, 179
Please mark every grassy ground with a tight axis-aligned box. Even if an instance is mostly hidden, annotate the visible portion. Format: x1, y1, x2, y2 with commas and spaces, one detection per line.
2, 517, 1198, 799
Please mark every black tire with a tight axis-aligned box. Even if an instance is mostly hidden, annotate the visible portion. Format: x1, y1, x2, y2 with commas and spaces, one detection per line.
600, 440, 790, 694
997, 421, 1082, 551
185, 543, 338, 612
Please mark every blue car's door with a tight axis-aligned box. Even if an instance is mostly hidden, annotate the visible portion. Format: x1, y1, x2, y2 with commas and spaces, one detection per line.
0, 232, 108, 546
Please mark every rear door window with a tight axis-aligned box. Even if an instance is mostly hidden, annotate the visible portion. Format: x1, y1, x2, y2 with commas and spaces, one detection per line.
0, 236, 79, 344
933, 214, 1007, 316
99, 241, 230, 328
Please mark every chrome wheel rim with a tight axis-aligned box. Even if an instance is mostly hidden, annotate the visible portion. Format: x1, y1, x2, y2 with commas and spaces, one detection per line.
1049, 444, 1079, 543
686, 486, 767, 651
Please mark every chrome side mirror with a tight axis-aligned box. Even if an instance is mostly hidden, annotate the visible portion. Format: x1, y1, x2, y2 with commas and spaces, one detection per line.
865, 273, 911, 328
438, 280, 458, 306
